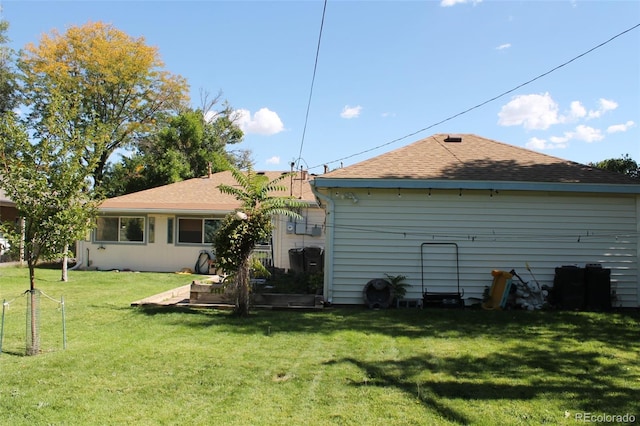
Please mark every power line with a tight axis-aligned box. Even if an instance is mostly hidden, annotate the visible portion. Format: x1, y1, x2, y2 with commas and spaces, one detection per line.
295, 0, 328, 171
310, 22, 640, 172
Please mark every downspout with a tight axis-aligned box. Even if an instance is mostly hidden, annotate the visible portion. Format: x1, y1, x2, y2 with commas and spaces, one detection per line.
311, 183, 335, 304
69, 240, 84, 270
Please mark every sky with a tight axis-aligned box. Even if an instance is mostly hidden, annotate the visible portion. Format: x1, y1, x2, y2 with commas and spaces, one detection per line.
2, 0, 639, 174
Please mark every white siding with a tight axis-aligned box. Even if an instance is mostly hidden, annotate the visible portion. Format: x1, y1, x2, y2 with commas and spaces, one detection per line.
78, 210, 325, 273
77, 215, 210, 272
272, 207, 325, 270
326, 188, 639, 307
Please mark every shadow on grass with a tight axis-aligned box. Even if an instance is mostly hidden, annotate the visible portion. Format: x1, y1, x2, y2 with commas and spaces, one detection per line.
326, 338, 638, 423
133, 305, 640, 350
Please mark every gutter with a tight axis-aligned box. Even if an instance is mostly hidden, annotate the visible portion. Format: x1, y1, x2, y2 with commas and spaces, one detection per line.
310, 182, 335, 304
312, 178, 640, 195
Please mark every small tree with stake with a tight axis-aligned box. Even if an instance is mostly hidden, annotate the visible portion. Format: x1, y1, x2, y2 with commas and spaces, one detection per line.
0, 111, 99, 355
213, 164, 305, 317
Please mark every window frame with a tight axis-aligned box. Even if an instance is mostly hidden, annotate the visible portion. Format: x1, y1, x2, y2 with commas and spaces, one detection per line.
94, 215, 146, 244
176, 217, 223, 245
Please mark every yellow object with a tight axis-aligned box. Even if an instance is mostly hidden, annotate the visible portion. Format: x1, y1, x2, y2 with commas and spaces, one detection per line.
482, 270, 513, 310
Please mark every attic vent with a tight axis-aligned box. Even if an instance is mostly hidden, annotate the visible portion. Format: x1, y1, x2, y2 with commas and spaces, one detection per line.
444, 135, 462, 143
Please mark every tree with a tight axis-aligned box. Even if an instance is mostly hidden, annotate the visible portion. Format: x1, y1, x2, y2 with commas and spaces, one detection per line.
102, 105, 244, 196
590, 154, 639, 179
17, 21, 189, 187
213, 165, 306, 317
0, 19, 17, 113
0, 111, 99, 354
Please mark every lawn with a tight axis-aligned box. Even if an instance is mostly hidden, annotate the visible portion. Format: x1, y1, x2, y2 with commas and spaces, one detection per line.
0, 267, 638, 425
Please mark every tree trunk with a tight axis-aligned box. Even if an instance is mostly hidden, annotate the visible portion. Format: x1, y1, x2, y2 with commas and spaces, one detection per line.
27, 261, 38, 356
234, 258, 251, 317
61, 244, 69, 282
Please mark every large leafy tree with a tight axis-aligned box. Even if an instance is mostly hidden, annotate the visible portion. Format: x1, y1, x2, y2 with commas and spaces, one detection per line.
590, 154, 639, 179
101, 104, 244, 196
0, 111, 100, 354
0, 19, 17, 113
214, 165, 306, 317
17, 21, 189, 187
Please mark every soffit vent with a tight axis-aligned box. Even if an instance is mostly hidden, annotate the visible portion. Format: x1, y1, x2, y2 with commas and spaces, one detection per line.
444, 135, 463, 143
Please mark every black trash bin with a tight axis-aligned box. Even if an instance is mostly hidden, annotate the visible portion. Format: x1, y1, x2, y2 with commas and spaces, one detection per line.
553, 266, 585, 310
303, 247, 324, 273
288, 248, 305, 273
585, 264, 611, 311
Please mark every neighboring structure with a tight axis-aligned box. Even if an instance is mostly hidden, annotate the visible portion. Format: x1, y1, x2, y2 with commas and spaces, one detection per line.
76, 170, 324, 273
0, 188, 18, 259
311, 134, 640, 308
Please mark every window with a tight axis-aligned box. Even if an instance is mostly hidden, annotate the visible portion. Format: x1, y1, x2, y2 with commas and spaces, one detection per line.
177, 218, 222, 244
96, 217, 145, 243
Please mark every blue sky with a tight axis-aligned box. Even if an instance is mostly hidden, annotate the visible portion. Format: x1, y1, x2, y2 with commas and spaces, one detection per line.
3, 0, 639, 173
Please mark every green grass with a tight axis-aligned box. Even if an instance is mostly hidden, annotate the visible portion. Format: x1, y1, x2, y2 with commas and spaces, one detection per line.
0, 267, 638, 425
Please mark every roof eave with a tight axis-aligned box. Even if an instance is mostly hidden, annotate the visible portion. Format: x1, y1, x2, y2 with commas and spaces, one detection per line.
99, 200, 320, 215
99, 208, 234, 215
311, 178, 640, 194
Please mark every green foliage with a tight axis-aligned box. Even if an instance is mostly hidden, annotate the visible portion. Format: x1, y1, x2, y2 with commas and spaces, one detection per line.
0, 20, 18, 114
102, 107, 245, 197
213, 164, 306, 316
260, 269, 324, 294
590, 154, 639, 179
213, 210, 273, 275
0, 111, 100, 288
17, 21, 190, 186
385, 273, 410, 299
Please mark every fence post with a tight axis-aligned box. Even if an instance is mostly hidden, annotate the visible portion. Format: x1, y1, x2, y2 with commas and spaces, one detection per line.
0, 299, 6, 355
61, 295, 67, 350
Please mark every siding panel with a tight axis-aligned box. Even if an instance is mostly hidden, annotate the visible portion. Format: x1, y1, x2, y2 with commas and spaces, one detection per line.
328, 189, 638, 307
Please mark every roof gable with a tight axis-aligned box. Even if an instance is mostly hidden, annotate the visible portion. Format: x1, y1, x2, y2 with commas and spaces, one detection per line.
100, 170, 316, 213
317, 133, 639, 186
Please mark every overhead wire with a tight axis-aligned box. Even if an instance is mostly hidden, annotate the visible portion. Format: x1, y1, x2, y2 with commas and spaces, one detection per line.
295, 0, 328, 171
309, 22, 640, 172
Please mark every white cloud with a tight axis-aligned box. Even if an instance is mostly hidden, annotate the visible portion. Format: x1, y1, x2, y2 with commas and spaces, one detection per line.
340, 105, 362, 119
607, 120, 636, 133
498, 92, 560, 130
572, 125, 604, 142
587, 98, 618, 119
496, 43, 511, 50
234, 108, 284, 135
549, 135, 570, 145
381, 112, 396, 118
203, 110, 219, 123
440, 0, 482, 6
525, 137, 548, 150
526, 136, 567, 150
568, 101, 586, 119
265, 156, 280, 165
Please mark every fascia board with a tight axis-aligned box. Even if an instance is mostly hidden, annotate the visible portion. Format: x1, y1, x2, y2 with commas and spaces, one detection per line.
311, 178, 640, 195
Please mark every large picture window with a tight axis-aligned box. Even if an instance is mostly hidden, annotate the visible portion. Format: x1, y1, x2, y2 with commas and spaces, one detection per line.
177, 218, 221, 244
96, 217, 145, 243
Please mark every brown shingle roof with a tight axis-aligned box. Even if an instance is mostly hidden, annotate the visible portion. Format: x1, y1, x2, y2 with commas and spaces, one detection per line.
100, 170, 316, 212
317, 134, 639, 185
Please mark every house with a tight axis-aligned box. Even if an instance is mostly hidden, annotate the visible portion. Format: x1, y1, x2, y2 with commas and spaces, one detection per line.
311, 133, 640, 308
76, 170, 324, 273
0, 188, 18, 259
